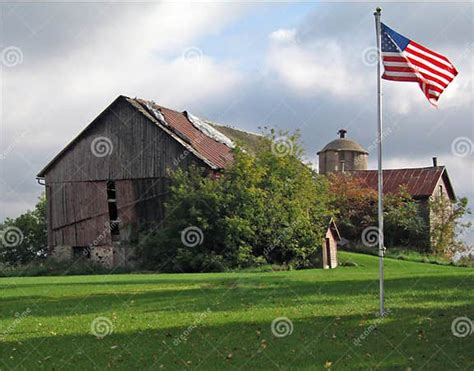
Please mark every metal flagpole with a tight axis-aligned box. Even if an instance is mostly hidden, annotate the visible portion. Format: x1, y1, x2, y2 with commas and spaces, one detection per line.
374, 7, 385, 316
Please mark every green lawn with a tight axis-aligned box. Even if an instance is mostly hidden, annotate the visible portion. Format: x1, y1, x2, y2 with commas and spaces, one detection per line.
1, 252, 472, 370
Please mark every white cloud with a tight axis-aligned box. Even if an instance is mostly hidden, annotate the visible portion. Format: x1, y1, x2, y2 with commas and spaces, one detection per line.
266, 31, 366, 99
269, 28, 298, 44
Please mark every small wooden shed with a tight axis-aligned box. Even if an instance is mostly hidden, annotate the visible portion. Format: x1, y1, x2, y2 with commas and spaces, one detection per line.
321, 218, 340, 269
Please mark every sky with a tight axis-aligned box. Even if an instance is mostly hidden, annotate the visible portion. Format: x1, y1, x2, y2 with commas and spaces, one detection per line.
1, 1, 473, 243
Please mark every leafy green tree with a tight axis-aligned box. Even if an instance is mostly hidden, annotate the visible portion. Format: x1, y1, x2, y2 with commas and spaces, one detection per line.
0, 194, 47, 266
430, 195, 471, 257
384, 188, 428, 248
137, 130, 335, 272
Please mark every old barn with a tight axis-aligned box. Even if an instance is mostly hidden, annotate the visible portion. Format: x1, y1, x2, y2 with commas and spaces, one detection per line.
37, 95, 262, 268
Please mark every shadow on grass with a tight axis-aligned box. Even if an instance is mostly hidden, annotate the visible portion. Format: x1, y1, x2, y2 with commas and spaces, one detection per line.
0, 274, 472, 321
0, 304, 471, 370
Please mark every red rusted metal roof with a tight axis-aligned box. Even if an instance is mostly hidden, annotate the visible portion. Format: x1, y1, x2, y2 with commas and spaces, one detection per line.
134, 98, 233, 169
350, 167, 454, 199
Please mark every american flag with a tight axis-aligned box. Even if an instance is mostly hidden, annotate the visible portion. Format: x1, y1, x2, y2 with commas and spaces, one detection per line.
381, 23, 458, 106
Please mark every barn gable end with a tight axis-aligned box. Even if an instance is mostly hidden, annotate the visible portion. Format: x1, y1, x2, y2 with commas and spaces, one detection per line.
39, 96, 217, 267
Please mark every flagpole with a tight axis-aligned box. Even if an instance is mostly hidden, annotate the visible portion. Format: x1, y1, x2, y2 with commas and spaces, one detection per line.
374, 7, 385, 316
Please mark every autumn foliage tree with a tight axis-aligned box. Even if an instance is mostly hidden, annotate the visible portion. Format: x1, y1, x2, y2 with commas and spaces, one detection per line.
327, 173, 428, 249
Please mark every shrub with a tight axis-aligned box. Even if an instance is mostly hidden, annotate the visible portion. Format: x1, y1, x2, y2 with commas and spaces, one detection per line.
137, 130, 335, 272
0, 194, 47, 266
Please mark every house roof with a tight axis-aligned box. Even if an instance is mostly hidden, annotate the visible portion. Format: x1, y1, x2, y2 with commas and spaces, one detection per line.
350, 166, 455, 200
37, 95, 262, 177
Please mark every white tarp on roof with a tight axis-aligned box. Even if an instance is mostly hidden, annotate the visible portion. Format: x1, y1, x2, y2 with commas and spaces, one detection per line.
186, 112, 235, 148
145, 101, 166, 124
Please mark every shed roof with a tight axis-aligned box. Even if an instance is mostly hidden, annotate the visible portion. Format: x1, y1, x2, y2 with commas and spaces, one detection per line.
350, 166, 455, 200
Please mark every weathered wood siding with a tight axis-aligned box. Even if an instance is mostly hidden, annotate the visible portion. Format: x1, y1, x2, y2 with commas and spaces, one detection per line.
43, 97, 204, 249
44, 97, 203, 183
47, 181, 110, 247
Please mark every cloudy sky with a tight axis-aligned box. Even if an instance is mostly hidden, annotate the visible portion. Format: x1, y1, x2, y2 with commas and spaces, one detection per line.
1, 2, 472, 242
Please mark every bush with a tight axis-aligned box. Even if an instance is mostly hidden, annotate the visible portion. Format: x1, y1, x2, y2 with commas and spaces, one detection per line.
137, 130, 335, 272
0, 259, 132, 277
0, 194, 47, 266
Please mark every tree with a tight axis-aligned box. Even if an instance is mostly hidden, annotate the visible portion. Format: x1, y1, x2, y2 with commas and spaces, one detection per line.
327, 174, 428, 249
0, 194, 47, 266
137, 130, 335, 272
384, 188, 428, 248
430, 195, 471, 258
327, 172, 377, 241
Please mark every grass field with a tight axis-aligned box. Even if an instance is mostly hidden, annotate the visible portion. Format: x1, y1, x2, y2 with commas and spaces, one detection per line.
1, 252, 472, 370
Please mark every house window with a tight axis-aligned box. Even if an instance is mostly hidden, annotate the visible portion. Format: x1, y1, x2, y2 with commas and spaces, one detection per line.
107, 180, 120, 239
439, 185, 443, 196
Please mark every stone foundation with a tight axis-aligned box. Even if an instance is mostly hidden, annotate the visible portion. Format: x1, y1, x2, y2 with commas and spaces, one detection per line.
49, 244, 136, 269
50, 245, 73, 262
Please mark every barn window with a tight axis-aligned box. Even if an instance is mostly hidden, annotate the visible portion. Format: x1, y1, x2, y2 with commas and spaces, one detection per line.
107, 180, 120, 239
73, 246, 90, 259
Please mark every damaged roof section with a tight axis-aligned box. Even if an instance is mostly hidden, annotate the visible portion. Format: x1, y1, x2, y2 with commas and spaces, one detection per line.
133, 98, 236, 169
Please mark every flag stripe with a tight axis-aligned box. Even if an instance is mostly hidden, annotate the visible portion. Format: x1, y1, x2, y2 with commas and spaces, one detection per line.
405, 46, 457, 74
409, 41, 453, 65
404, 52, 456, 79
382, 75, 419, 83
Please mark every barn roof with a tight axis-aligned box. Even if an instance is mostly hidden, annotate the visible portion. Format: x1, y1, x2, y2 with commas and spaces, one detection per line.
37, 95, 262, 177
350, 166, 455, 200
